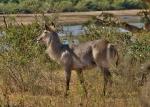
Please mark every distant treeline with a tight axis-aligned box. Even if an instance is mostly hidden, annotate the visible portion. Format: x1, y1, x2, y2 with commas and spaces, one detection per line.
0, 0, 149, 14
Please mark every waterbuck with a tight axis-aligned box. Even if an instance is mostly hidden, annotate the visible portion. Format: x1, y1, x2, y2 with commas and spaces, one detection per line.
37, 23, 119, 96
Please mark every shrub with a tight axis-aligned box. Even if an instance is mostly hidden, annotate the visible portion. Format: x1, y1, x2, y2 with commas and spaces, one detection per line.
0, 21, 60, 94
119, 0, 148, 9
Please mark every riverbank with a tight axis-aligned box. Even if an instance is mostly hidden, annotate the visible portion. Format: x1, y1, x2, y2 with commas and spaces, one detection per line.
0, 9, 143, 25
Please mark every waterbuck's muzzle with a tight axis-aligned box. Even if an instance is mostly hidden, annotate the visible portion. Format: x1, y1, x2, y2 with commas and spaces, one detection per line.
37, 38, 40, 43
37, 36, 42, 43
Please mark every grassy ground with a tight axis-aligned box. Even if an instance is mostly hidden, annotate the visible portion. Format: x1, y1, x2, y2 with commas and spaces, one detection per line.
0, 69, 141, 107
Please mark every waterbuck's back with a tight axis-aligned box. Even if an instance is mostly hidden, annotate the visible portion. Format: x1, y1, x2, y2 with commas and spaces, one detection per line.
71, 39, 109, 69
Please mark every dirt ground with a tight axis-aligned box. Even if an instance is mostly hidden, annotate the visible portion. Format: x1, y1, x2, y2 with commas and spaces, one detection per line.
0, 9, 143, 25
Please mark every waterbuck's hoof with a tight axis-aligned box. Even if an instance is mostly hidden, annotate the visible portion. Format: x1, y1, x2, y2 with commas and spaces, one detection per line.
64, 93, 69, 98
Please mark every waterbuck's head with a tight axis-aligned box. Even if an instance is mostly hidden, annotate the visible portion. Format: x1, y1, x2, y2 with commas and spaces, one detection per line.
37, 23, 57, 45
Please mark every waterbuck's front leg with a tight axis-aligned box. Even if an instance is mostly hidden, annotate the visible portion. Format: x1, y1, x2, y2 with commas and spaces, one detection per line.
76, 69, 87, 96
64, 68, 71, 97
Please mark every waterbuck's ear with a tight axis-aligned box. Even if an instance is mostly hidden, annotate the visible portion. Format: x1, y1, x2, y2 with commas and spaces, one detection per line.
45, 23, 56, 32
50, 22, 56, 31
45, 24, 51, 31
51, 22, 55, 27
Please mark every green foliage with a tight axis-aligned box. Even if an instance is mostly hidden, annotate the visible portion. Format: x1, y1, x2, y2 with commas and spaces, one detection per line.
0, 22, 59, 69
0, 0, 149, 14
119, 0, 147, 9
53, 0, 75, 12
128, 33, 150, 61
0, 22, 60, 94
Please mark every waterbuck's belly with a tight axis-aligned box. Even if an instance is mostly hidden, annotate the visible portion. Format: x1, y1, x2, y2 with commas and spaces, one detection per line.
72, 57, 96, 70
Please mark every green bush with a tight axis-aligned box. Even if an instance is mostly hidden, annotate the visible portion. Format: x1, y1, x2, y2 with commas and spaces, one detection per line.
0, 22, 60, 93
119, 0, 148, 9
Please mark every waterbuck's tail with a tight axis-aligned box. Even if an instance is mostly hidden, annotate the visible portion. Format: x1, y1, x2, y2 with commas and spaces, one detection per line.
106, 43, 119, 67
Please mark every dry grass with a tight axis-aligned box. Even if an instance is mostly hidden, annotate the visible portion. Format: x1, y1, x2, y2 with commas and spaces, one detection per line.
0, 68, 142, 107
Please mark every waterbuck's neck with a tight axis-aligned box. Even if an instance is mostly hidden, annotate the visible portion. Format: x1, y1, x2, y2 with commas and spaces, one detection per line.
46, 32, 63, 61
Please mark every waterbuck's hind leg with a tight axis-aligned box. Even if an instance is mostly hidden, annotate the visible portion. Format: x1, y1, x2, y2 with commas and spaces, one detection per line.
64, 68, 71, 97
76, 70, 88, 97
101, 67, 112, 96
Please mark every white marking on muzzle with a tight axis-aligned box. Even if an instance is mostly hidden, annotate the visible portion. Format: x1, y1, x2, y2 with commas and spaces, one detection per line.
37, 40, 40, 43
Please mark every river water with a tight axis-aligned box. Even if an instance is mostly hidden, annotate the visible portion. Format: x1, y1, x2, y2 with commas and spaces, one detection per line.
58, 15, 143, 36
59, 23, 143, 36
0, 23, 143, 37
